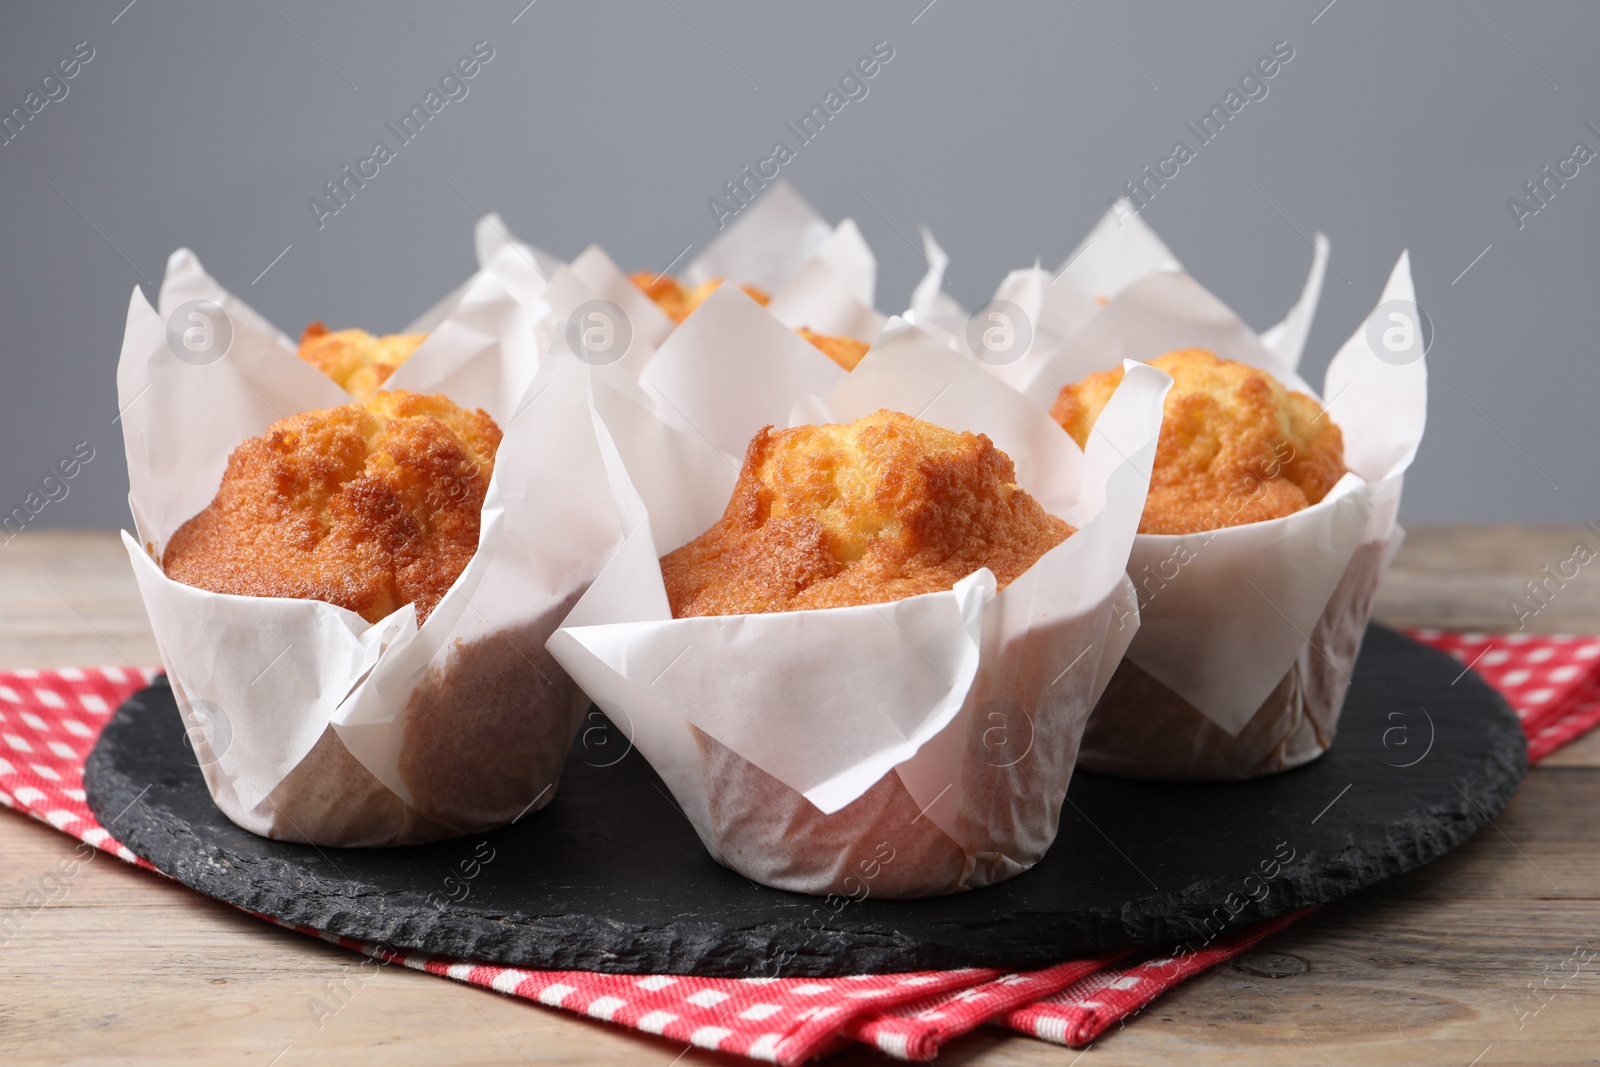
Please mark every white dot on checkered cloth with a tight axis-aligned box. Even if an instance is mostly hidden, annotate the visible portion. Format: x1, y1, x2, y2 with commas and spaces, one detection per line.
1482, 649, 1511, 666
1525, 646, 1555, 662
686, 989, 729, 1008
1033, 1015, 1068, 1042
48, 742, 76, 760
77, 694, 109, 714
30, 763, 61, 781
1578, 644, 1600, 659
748, 1033, 783, 1060
13, 786, 45, 806
1523, 688, 1554, 704
1503, 632, 1532, 645
739, 1003, 782, 1021
1549, 665, 1581, 683
689, 1026, 732, 1050
46, 810, 80, 830
792, 983, 832, 996
5, 734, 34, 753
65, 788, 85, 801
586, 996, 627, 1020
0, 687, 18, 703
898, 975, 939, 986
82, 828, 111, 848
62, 719, 93, 738
635, 975, 677, 991
874, 1032, 909, 1058
1502, 669, 1531, 686
445, 963, 474, 980
1111, 975, 1145, 990
636, 1010, 677, 1035
21, 711, 47, 731
535, 981, 574, 1005
32, 690, 65, 709
490, 970, 532, 995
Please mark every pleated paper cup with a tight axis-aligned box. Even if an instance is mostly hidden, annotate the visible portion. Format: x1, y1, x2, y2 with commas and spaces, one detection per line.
1023, 252, 1426, 780
118, 250, 647, 844
549, 318, 1171, 896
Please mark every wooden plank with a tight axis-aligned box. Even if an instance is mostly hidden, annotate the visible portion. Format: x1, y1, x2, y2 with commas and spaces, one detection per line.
0, 530, 159, 670
1373, 524, 1600, 635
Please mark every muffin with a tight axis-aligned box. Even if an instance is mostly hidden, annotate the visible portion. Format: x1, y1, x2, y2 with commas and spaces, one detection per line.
1055, 350, 1372, 781
298, 321, 428, 401
1052, 348, 1345, 534
163, 390, 499, 626
662, 409, 1073, 617
652, 408, 1079, 896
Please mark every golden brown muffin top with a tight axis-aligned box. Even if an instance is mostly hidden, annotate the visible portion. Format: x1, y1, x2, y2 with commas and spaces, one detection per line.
797, 328, 871, 371
661, 409, 1073, 617
298, 321, 428, 401
1052, 348, 1345, 535
630, 272, 771, 324
163, 391, 501, 626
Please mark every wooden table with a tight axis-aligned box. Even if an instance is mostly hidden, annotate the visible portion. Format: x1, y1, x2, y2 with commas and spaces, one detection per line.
2, 526, 1597, 1066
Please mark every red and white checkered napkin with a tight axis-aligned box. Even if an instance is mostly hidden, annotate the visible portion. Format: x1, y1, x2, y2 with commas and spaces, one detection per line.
2, 631, 1597, 1063
1410, 629, 1600, 761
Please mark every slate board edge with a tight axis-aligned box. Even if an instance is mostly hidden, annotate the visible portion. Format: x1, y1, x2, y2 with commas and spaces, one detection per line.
84, 628, 1530, 977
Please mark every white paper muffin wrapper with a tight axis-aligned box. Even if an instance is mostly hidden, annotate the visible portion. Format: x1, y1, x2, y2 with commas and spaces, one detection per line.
902, 200, 1329, 393
476, 182, 884, 404
548, 317, 1172, 896
118, 250, 648, 845
1026, 251, 1427, 747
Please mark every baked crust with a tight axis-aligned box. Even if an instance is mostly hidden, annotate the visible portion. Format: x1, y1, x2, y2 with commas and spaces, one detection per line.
163, 391, 500, 626
629, 272, 771, 323
298, 321, 428, 401
662, 409, 1072, 617
796, 327, 871, 371
631, 272, 870, 370
1052, 348, 1345, 535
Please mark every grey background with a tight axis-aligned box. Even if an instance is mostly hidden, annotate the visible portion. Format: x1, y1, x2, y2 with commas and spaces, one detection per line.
1, 0, 1594, 528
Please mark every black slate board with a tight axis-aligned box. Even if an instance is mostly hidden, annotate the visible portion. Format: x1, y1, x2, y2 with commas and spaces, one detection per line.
85, 625, 1526, 978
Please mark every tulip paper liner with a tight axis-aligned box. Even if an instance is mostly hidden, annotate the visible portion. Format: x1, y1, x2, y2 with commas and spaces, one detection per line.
116, 249, 666, 845
548, 318, 1172, 897
901, 199, 1328, 383
1003, 252, 1427, 784
481, 182, 886, 414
